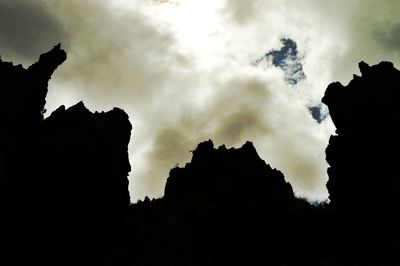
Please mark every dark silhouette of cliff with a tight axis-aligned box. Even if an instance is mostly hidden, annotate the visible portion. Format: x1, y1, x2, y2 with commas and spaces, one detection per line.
0, 44, 67, 265
323, 61, 400, 263
323, 61, 400, 216
119, 141, 330, 266
164, 140, 294, 201
2, 44, 400, 265
0, 44, 66, 207
0, 45, 132, 265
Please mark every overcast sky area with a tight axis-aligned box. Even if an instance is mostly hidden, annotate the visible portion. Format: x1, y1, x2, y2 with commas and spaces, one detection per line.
1, 0, 400, 202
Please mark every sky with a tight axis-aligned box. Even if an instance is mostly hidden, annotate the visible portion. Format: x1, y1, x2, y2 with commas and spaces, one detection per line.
1, 0, 400, 202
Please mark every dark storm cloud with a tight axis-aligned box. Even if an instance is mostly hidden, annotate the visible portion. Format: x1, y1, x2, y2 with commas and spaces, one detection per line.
0, 0, 67, 62
41, 0, 179, 107
143, 127, 193, 196
376, 23, 400, 53
214, 107, 269, 144
209, 78, 272, 145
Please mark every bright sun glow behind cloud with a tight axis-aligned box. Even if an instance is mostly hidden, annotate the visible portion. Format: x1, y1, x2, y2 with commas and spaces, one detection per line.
144, 0, 227, 68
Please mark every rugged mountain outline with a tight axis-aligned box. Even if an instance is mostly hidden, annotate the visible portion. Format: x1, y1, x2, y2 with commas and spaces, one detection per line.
1, 46, 400, 265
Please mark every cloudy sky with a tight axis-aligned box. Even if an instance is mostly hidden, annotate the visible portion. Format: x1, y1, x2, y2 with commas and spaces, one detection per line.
1, 0, 399, 202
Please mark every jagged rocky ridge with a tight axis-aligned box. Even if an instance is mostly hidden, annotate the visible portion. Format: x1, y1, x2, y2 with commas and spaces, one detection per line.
2, 45, 400, 265
324, 61, 400, 220
164, 140, 294, 201
0, 45, 132, 265
122, 140, 329, 266
323, 61, 400, 262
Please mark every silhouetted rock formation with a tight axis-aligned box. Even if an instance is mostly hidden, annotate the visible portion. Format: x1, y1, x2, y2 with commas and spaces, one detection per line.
324, 61, 400, 218
3, 43, 400, 265
0, 44, 66, 127
30, 102, 131, 265
41, 101, 131, 215
122, 141, 328, 266
165, 140, 294, 201
0, 44, 67, 265
0, 44, 66, 203
323, 61, 400, 263
0, 45, 132, 265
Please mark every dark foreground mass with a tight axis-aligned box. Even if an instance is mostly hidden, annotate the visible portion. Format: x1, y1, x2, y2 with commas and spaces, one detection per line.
1, 45, 400, 265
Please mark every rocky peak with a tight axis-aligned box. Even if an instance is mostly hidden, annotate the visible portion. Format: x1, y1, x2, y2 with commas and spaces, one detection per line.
323, 61, 400, 225
164, 140, 294, 202
0, 45, 132, 265
0, 44, 66, 127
